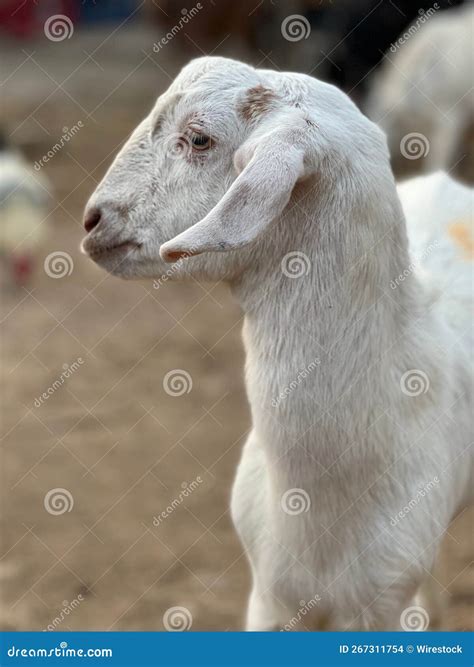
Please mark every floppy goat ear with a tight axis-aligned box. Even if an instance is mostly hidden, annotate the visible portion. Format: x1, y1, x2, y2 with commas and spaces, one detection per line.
160, 109, 314, 262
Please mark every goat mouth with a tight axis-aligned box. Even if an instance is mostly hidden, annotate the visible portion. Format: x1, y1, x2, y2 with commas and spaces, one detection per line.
82, 239, 142, 261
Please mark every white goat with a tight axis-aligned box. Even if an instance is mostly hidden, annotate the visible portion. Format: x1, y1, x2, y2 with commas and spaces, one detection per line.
0, 134, 50, 286
82, 56, 473, 631
366, 3, 474, 182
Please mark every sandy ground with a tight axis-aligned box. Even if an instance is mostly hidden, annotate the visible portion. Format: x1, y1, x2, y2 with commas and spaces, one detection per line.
1, 20, 472, 632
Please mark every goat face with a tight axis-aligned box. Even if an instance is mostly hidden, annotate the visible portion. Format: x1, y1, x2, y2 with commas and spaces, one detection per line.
82, 56, 388, 281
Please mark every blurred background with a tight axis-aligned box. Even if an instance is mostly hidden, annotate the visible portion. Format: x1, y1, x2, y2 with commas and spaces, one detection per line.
1, 0, 472, 631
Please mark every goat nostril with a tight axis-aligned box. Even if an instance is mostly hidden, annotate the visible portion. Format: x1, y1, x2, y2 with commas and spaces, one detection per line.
84, 208, 102, 233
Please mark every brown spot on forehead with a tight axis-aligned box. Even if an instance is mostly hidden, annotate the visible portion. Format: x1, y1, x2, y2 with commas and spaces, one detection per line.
239, 85, 277, 121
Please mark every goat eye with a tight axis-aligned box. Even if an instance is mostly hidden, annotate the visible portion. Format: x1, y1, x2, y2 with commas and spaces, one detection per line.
190, 133, 211, 150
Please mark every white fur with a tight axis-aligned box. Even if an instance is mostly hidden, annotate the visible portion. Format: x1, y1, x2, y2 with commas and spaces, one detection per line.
82, 56, 473, 631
